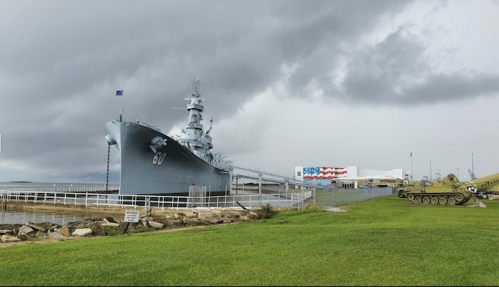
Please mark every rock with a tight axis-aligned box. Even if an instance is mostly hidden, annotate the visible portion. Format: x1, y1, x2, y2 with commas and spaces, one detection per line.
35, 231, 47, 238
40, 222, 52, 231
57, 225, 70, 237
26, 222, 46, 232
48, 232, 66, 240
479, 202, 486, 208
240, 215, 252, 221
175, 212, 196, 219
1, 235, 21, 243
103, 218, 110, 223
17, 234, 29, 241
18, 225, 34, 235
0, 230, 13, 235
72, 228, 92, 237
100, 223, 120, 227
198, 212, 223, 224
183, 218, 200, 225
148, 221, 164, 229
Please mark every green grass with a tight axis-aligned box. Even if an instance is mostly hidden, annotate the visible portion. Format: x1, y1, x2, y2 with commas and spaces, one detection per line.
1, 196, 498, 286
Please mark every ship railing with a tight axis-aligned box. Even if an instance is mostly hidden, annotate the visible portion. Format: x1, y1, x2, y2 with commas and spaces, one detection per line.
1, 190, 305, 210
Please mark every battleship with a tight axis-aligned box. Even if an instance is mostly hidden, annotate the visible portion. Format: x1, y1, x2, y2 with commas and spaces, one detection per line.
104, 80, 231, 196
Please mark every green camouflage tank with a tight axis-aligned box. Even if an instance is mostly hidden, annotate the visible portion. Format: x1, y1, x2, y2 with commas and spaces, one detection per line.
396, 181, 429, 198
405, 174, 472, 205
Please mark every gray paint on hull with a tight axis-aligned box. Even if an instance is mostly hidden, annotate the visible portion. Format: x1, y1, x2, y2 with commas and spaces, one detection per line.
105, 121, 230, 196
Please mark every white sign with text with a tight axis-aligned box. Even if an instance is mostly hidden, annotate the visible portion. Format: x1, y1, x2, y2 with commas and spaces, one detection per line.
124, 210, 140, 222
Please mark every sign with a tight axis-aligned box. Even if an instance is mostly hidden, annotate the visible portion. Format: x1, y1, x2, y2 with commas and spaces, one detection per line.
124, 210, 140, 223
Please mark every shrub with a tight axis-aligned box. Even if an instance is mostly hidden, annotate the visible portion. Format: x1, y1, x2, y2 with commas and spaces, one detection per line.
258, 203, 278, 219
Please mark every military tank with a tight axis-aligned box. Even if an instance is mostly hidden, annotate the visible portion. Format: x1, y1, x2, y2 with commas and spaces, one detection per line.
396, 181, 429, 198
405, 174, 472, 205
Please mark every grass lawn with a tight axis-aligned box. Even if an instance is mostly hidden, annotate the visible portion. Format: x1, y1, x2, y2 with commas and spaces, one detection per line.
1, 195, 497, 286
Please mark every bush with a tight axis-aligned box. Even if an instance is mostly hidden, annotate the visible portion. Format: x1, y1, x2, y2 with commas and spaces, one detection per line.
258, 203, 278, 219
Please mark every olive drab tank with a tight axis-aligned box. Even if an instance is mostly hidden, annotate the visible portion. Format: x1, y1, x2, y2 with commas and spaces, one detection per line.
405, 174, 472, 205
396, 181, 429, 198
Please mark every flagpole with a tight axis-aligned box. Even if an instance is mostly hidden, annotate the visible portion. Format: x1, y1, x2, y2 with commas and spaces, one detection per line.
411, 153, 413, 182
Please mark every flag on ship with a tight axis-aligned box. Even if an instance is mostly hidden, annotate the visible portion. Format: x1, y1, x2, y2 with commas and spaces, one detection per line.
116, 90, 123, 96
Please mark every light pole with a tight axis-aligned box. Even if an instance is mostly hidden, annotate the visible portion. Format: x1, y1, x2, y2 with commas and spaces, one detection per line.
430, 159, 432, 182
471, 153, 474, 180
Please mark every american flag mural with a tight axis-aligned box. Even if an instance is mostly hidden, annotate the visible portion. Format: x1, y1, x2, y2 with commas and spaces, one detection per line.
303, 167, 347, 179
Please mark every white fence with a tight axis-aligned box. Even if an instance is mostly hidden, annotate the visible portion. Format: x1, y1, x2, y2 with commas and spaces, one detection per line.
1, 190, 304, 210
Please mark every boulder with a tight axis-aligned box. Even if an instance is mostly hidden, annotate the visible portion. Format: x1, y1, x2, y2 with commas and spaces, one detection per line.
100, 223, 120, 228
240, 215, 252, 221
18, 225, 34, 235
175, 212, 198, 219
1, 235, 21, 243
40, 222, 53, 231
148, 221, 164, 229
17, 234, 29, 241
35, 231, 47, 238
26, 222, 46, 232
183, 217, 200, 225
72, 228, 92, 237
183, 211, 198, 218
48, 232, 66, 240
57, 225, 70, 237
0, 230, 13, 235
198, 212, 223, 224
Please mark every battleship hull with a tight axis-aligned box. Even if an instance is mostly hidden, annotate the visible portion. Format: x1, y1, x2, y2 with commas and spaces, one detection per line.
105, 120, 230, 196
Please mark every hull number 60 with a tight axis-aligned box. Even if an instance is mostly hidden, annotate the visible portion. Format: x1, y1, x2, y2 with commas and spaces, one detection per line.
153, 152, 166, 166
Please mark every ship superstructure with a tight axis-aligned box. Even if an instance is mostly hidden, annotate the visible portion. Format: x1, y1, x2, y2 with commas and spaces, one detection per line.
104, 80, 231, 196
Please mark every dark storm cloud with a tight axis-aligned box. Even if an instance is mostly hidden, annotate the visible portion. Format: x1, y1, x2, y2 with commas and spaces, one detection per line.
339, 28, 499, 104
1, 0, 495, 181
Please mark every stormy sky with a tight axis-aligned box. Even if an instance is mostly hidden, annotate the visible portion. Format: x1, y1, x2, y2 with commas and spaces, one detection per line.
0, 0, 497, 183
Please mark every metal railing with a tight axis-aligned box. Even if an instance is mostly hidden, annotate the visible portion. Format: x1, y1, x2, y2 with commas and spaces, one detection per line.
1, 190, 304, 210
314, 187, 394, 207
0, 184, 120, 193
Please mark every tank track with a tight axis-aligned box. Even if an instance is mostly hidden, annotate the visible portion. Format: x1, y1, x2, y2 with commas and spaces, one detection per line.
406, 192, 471, 205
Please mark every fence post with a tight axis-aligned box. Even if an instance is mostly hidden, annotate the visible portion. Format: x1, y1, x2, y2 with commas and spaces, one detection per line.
258, 173, 262, 207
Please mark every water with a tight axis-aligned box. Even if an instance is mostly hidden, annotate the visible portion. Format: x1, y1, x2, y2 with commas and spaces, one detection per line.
0, 182, 119, 193
0, 210, 84, 225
